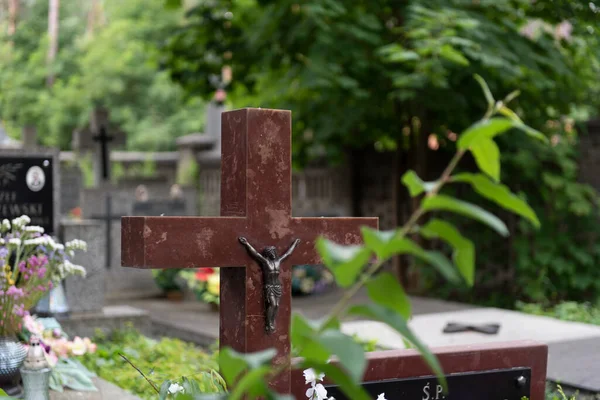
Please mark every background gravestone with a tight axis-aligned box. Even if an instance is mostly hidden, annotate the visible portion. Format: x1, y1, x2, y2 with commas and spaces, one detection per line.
0, 148, 60, 235
62, 219, 106, 312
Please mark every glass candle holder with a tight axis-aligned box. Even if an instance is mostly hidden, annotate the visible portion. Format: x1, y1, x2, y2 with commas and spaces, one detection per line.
20, 367, 51, 400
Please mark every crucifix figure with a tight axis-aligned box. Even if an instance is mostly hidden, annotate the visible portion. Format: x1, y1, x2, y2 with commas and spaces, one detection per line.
121, 108, 378, 393
239, 236, 300, 333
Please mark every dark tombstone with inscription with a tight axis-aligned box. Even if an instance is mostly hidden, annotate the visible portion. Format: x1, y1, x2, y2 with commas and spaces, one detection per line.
0, 155, 56, 234
292, 341, 547, 400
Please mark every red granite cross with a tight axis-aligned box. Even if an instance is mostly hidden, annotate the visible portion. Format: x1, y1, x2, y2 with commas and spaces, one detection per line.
121, 108, 378, 393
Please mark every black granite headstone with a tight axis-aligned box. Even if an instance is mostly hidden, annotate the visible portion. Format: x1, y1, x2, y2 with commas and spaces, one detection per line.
0, 156, 54, 233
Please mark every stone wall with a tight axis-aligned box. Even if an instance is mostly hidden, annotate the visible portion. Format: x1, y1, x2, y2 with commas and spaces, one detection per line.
199, 164, 353, 217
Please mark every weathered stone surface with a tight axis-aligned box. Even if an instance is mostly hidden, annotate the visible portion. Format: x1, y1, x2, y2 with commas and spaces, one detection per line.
121, 108, 378, 393
62, 220, 105, 312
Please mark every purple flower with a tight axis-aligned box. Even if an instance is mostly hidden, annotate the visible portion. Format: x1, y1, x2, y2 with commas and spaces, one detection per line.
39, 255, 48, 267
0, 247, 8, 259
6, 286, 24, 298
18, 261, 26, 272
37, 267, 47, 279
13, 303, 25, 317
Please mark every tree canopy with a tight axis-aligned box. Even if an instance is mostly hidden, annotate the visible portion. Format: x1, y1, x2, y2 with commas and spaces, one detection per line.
0, 0, 205, 150
163, 0, 600, 163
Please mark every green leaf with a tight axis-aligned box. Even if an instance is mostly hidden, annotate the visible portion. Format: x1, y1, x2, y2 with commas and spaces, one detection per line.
419, 251, 462, 284
366, 272, 411, 318
228, 367, 271, 400
420, 220, 475, 286
362, 227, 403, 259
238, 349, 277, 370
401, 170, 436, 197
471, 138, 500, 182
300, 362, 371, 400
219, 348, 248, 386
422, 195, 509, 236
315, 330, 366, 382
457, 118, 515, 149
348, 304, 446, 389
159, 380, 171, 400
362, 227, 461, 284
474, 74, 494, 107
316, 238, 372, 287
291, 314, 331, 363
452, 173, 540, 228
439, 44, 469, 66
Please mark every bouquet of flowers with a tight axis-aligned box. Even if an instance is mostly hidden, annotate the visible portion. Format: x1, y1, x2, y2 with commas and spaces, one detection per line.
0, 215, 87, 336
180, 268, 220, 307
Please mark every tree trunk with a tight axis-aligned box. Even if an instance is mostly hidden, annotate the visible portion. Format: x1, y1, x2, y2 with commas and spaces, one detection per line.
86, 0, 99, 37
349, 147, 363, 217
46, 0, 59, 87
7, 0, 18, 36
392, 142, 409, 286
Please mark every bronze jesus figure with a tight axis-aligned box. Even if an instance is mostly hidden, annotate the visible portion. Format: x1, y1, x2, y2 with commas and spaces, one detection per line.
238, 237, 300, 333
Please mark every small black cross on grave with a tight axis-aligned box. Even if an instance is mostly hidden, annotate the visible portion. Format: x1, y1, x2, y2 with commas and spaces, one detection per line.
89, 194, 122, 268
443, 322, 500, 335
93, 125, 113, 181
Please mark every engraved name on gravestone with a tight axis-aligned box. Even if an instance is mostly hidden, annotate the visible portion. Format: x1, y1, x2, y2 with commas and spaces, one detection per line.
0, 156, 54, 233
325, 368, 531, 399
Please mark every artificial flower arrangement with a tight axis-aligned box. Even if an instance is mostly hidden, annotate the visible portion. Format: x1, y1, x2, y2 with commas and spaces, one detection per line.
180, 268, 220, 308
0, 215, 87, 337
20, 314, 98, 392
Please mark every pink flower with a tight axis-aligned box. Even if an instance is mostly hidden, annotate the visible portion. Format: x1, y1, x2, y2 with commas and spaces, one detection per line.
37, 267, 47, 279
18, 261, 26, 272
555, 21, 572, 41
6, 286, 24, 298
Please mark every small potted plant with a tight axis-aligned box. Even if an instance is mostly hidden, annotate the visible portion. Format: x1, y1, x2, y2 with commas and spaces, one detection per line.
180, 268, 220, 311
151, 269, 184, 301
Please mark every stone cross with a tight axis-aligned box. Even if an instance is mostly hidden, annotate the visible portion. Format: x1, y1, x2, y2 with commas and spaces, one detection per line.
121, 108, 378, 393
92, 125, 113, 181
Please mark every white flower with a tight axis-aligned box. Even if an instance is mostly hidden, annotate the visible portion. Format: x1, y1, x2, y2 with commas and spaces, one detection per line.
377, 394, 387, 400
24, 226, 44, 233
24, 237, 52, 246
168, 383, 184, 394
66, 239, 87, 251
11, 215, 30, 228
303, 368, 325, 386
1, 219, 10, 232
8, 238, 21, 247
306, 383, 328, 400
